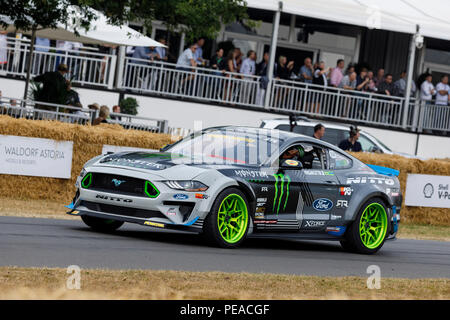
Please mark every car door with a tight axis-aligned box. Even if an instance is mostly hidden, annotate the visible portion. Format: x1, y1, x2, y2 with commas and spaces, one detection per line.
294, 143, 341, 230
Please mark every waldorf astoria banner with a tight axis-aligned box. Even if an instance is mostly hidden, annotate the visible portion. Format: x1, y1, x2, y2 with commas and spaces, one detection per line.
0, 135, 73, 179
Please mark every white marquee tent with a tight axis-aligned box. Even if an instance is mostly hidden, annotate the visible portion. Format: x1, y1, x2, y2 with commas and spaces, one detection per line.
247, 0, 450, 41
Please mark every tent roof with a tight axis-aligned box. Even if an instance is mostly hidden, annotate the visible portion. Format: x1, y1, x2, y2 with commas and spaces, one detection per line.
0, 7, 165, 47
247, 0, 450, 41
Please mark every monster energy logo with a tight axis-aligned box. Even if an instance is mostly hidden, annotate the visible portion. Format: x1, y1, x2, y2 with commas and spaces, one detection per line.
273, 174, 291, 214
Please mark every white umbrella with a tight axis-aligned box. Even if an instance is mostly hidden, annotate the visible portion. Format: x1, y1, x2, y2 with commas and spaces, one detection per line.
0, 7, 165, 47
1, 6, 165, 100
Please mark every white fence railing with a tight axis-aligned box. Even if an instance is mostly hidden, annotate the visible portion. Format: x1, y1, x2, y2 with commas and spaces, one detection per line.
121, 58, 262, 107
0, 37, 448, 133
0, 37, 115, 88
0, 96, 169, 133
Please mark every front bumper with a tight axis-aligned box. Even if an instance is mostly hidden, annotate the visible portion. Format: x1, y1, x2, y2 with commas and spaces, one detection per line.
68, 166, 212, 231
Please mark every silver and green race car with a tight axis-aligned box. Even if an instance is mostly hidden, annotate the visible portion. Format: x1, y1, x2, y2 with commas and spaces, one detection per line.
66, 126, 401, 254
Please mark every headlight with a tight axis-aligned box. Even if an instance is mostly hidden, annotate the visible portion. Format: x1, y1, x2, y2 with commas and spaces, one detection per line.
79, 168, 87, 178
165, 180, 208, 192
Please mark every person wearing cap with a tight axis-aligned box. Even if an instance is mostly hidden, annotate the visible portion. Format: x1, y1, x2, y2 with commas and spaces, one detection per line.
34, 64, 69, 105
338, 126, 362, 152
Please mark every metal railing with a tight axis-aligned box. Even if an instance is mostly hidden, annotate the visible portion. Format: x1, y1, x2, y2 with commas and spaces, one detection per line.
0, 38, 448, 134
120, 57, 262, 107
0, 37, 115, 88
416, 102, 450, 132
107, 112, 169, 133
269, 79, 407, 128
0, 96, 169, 133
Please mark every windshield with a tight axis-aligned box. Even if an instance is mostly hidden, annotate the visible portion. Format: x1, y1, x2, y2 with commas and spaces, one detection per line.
363, 132, 392, 152
167, 128, 284, 166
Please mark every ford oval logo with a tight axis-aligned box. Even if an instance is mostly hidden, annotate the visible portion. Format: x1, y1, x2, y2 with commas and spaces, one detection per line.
313, 198, 333, 211
173, 194, 189, 200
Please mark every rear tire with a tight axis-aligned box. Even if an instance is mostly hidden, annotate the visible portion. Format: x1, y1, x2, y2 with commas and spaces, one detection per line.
341, 198, 389, 254
203, 188, 250, 248
81, 215, 124, 232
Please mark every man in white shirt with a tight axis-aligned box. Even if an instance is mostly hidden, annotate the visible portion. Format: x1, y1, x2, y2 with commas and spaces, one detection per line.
176, 44, 198, 87
240, 50, 256, 77
176, 44, 197, 69
435, 75, 449, 106
239, 50, 257, 104
420, 74, 435, 103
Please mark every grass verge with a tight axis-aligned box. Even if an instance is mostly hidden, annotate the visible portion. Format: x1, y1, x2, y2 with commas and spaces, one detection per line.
0, 267, 448, 300
1, 198, 449, 241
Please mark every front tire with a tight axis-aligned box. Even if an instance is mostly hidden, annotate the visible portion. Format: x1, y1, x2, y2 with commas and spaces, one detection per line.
203, 188, 250, 248
341, 198, 389, 254
81, 215, 124, 232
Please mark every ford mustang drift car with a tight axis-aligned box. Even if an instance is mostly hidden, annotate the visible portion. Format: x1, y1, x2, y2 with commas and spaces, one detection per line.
66, 126, 401, 254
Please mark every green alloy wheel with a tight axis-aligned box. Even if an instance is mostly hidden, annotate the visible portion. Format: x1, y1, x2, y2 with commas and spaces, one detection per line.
203, 188, 250, 248
359, 203, 388, 249
217, 194, 249, 244
340, 198, 389, 254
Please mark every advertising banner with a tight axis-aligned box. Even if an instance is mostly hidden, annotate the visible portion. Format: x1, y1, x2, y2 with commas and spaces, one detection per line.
404, 174, 450, 208
0, 135, 73, 179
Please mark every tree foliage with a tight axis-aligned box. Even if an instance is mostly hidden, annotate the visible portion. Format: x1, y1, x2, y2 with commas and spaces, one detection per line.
1, 0, 249, 41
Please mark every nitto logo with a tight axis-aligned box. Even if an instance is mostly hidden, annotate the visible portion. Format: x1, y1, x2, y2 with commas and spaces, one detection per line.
96, 194, 132, 203
111, 179, 126, 187
312, 198, 333, 211
272, 173, 291, 214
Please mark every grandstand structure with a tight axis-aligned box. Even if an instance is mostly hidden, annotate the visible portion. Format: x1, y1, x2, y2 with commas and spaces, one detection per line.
0, 1, 449, 155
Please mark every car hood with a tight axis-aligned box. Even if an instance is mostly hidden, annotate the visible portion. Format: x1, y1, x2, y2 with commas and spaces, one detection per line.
89, 151, 229, 180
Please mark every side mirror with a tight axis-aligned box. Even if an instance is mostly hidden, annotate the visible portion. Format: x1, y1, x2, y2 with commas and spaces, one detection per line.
280, 159, 303, 170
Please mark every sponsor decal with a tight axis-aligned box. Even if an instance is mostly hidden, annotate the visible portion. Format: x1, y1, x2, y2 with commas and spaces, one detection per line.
438, 184, 450, 200
173, 194, 189, 200
255, 206, 266, 218
304, 170, 334, 176
336, 200, 348, 208
254, 219, 277, 224
257, 198, 267, 202
423, 183, 434, 198
312, 198, 333, 211
234, 169, 269, 179
304, 220, 326, 227
346, 176, 395, 185
195, 193, 208, 199
111, 178, 126, 187
326, 226, 346, 236
339, 186, 353, 196
391, 192, 400, 197
261, 187, 268, 192
330, 214, 342, 220
95, 194, 133, 203
167, 208, 177, 216
256, 202, 265, 207
144, 221, 165, 228
272, 173, 291, 214
285, 159, 300, 166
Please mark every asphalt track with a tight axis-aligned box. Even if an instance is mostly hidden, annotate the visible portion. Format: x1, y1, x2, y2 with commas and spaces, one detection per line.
0, 216, 449, 278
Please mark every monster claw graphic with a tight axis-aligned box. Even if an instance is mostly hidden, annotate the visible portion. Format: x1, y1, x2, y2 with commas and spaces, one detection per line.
272, 174, 291, 214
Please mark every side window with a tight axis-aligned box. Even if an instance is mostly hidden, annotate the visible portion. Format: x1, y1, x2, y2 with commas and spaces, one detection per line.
278, 143, 326, 170
328, 149, 352, 170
